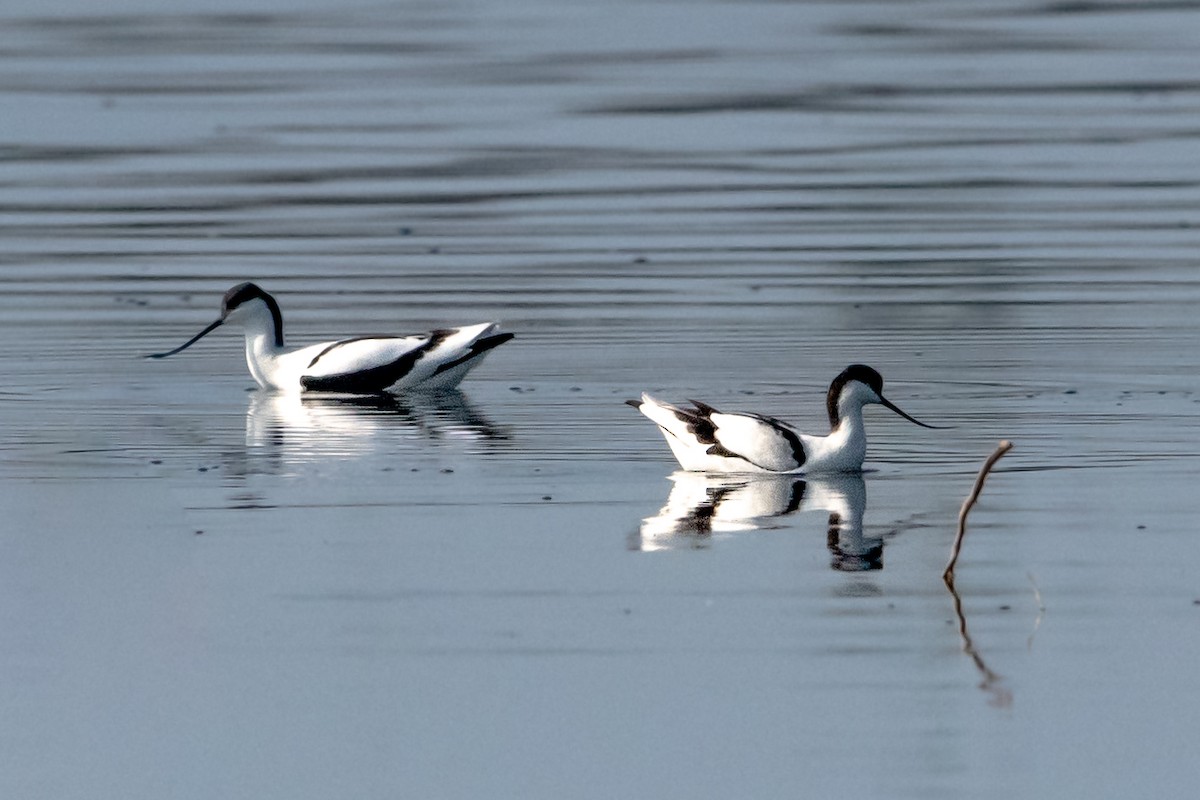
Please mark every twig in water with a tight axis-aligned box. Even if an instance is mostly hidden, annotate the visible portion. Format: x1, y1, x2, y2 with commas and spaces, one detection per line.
943, 440, 1013, 584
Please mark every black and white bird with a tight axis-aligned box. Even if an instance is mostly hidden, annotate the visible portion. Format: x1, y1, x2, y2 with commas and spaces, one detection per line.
148, 282, 513, 393
628, 364, 940, 473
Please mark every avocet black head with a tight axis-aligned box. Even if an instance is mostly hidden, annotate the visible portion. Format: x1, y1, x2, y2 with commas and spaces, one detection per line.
826, 364, 940, 430
147, 282, 283, 359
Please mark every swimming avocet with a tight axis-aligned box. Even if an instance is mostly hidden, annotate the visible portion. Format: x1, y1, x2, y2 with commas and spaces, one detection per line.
628, 364, 940, 473
148, 282, 513, 393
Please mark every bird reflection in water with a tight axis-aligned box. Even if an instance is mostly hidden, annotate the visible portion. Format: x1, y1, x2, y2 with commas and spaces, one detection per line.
242, 389, 508, 469
632, 471, 884, 570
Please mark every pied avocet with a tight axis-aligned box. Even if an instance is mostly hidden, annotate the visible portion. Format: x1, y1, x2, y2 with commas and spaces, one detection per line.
148, 282, 513, 393
628, 364, 940, 473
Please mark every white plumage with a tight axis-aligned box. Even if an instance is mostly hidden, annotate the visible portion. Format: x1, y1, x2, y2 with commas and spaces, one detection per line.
629, 364, 939, 474
149, 282, 513, 393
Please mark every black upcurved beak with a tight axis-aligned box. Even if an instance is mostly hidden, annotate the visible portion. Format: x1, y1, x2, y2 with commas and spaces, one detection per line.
879, 395, 945, 429
146, 318, 223, 359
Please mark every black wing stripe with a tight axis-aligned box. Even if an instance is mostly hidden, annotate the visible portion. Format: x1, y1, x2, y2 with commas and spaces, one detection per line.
307, 335, 414, 369
748, 414, 806, 469
668, 403, 771, 469
431, 332, 514, 376
705, 441, 760, 467
674, 403, 719, 444
301, 330, 455, 393
301, 349, 429, 393
683, 404, 806, 471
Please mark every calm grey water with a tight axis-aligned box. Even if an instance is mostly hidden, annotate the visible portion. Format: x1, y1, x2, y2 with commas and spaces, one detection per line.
3, 0, 1200, 797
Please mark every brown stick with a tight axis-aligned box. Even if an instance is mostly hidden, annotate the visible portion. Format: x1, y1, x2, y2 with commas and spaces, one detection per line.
943, 440, 1013, 584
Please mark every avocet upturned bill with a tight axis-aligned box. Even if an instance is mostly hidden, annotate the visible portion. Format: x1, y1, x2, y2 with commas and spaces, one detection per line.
148, 282, 514, 393
628, 364, 941, 474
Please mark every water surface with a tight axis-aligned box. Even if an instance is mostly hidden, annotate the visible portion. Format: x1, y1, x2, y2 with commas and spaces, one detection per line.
3, 0, 1200, 798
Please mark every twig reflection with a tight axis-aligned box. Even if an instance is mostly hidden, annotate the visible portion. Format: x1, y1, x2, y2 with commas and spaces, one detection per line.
946, 579, 1013, 709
